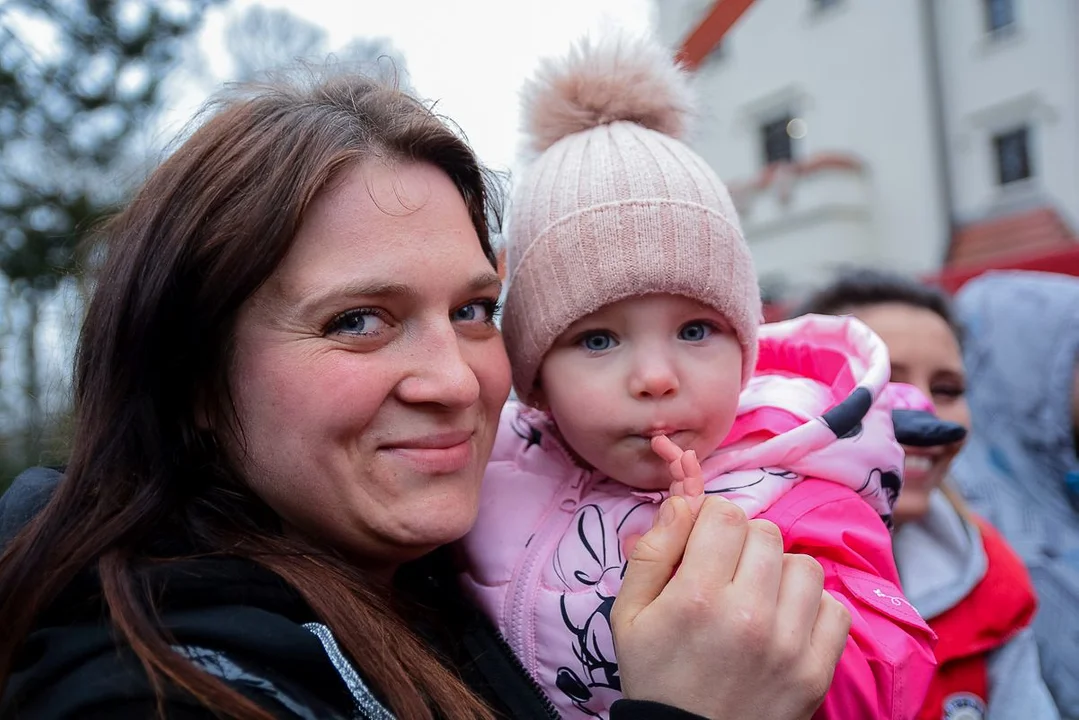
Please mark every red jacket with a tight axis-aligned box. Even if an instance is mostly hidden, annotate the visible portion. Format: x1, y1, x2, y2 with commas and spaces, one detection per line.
915, 517, 1037, 720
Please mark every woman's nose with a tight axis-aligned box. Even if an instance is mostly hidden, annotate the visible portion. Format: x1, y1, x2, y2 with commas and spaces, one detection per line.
396, 323, 481, 409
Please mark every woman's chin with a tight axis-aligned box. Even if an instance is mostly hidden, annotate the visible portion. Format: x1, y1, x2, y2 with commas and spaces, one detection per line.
892, 491, 932, 527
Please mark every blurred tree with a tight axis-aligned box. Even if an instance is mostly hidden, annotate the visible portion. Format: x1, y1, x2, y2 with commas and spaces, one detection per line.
0, 0, 222, 291
225, 5, 326, 83
224, 5, 411, 90
336, 36, 411, 91
0, 0, 220, 487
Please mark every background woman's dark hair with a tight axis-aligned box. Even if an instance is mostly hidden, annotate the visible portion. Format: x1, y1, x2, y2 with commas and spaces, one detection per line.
792, 267, 963, 342
0, 70, 501, 720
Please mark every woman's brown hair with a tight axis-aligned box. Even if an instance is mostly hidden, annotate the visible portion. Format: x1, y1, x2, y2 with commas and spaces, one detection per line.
0, 70, 501, 719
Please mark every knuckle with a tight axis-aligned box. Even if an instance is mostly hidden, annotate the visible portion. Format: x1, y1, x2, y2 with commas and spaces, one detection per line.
748, 518, 784, 544
659, 585, 717, 629
785, 552, 825, 586
824, 590, 853, 627
628, 534, 665, 563
773, 629, 806, 665
730, 603, 771, 650
678, 588, 716, 623
702, 496, 747, 525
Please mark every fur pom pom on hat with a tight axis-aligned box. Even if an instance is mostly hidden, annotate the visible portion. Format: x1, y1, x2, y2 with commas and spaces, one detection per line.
501, 34, 761, 402
521, 35, 694, 153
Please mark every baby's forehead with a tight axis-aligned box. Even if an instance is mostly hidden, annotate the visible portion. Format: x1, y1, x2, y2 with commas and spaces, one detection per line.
564, 293, 732, 327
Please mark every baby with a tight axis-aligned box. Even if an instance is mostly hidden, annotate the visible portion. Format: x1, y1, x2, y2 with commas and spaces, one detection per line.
461, 35, 939, 719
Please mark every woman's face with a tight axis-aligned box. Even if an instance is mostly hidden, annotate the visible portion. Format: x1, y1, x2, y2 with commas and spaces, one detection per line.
851, 302, 969, 526
228, 161, 511, 570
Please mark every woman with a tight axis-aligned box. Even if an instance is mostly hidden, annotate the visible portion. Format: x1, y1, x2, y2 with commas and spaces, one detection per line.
796, 268, 1059, 720
952, 270, 1079, 719
0, 72, 848, 720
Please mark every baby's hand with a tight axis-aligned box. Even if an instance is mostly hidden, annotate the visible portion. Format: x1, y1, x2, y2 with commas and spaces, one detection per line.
650, 435, 706, 517
622, 436, 708, 562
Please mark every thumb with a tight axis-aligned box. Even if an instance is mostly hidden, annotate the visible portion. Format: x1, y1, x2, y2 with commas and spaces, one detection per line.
612, 496, 694, 629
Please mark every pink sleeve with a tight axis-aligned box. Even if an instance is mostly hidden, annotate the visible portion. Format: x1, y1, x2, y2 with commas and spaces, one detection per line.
762, 480, 937, 720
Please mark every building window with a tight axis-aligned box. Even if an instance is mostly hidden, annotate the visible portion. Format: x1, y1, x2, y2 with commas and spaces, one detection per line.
761, 115, 795, 165
993, 126, 1031, 185
984, 0, 1015, 33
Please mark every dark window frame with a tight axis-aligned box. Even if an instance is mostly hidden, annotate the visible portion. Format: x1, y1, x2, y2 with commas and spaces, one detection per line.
984, 0, 1016, 34
761, 114, 795, 166
993, 125, 1032, 185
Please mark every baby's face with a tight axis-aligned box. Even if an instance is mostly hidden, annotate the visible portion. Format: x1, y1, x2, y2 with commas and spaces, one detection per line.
536, 294, 743, 490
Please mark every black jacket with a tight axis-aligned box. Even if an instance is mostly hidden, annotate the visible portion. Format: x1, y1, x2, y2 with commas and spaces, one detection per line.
0, 469, 701, 720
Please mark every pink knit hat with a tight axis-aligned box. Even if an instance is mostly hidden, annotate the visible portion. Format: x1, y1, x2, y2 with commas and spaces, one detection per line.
501, 34, 761, 402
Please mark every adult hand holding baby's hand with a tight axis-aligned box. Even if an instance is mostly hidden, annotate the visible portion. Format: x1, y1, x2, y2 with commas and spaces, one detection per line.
611, 495, 850, 720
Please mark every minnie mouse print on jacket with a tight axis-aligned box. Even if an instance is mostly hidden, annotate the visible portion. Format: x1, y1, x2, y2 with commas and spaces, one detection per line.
460, 315, 939, 720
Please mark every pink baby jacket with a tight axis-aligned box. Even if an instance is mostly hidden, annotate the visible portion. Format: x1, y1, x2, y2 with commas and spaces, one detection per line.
460, 314, 937, 719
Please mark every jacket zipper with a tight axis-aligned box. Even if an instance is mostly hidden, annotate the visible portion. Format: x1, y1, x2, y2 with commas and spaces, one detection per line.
484, 621, 561, 719
504, 467, 589, 664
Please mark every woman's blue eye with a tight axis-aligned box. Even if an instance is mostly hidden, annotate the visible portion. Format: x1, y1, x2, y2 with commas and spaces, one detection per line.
328, 310, 387, 336
581, 332, 615, 352
453, 299, 501, 324
679, 322, 714, 342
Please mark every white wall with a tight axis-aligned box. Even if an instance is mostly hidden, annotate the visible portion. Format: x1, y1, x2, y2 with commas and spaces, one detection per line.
655, 0, 949, 282
653, 0, 1079, 287
936, 0, 1079, 229
734, 164, 876, 291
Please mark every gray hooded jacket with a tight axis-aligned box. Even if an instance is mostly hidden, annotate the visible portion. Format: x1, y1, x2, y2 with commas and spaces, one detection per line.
952, 270, 1079, 719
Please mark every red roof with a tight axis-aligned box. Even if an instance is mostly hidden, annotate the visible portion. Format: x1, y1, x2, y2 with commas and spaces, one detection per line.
945, 206, 1076, 267
927, 206, 1079, 293
676, 0, 757, 71
926, 244, 1079, 294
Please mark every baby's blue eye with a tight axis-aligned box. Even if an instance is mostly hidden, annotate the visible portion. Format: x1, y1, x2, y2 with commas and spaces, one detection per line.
679, 322, 713, 342
581, 332, 615, 352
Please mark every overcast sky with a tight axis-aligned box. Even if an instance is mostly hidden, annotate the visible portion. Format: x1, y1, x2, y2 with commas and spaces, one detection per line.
159, 0, 657, 174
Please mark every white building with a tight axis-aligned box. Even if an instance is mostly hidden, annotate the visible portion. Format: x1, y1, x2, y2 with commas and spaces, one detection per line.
653, 0, 1079, 301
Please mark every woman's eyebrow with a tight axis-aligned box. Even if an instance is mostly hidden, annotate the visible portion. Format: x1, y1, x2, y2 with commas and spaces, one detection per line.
294, 281, 417, 317
467, 272, 503, 294
293, 272, 502, 317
